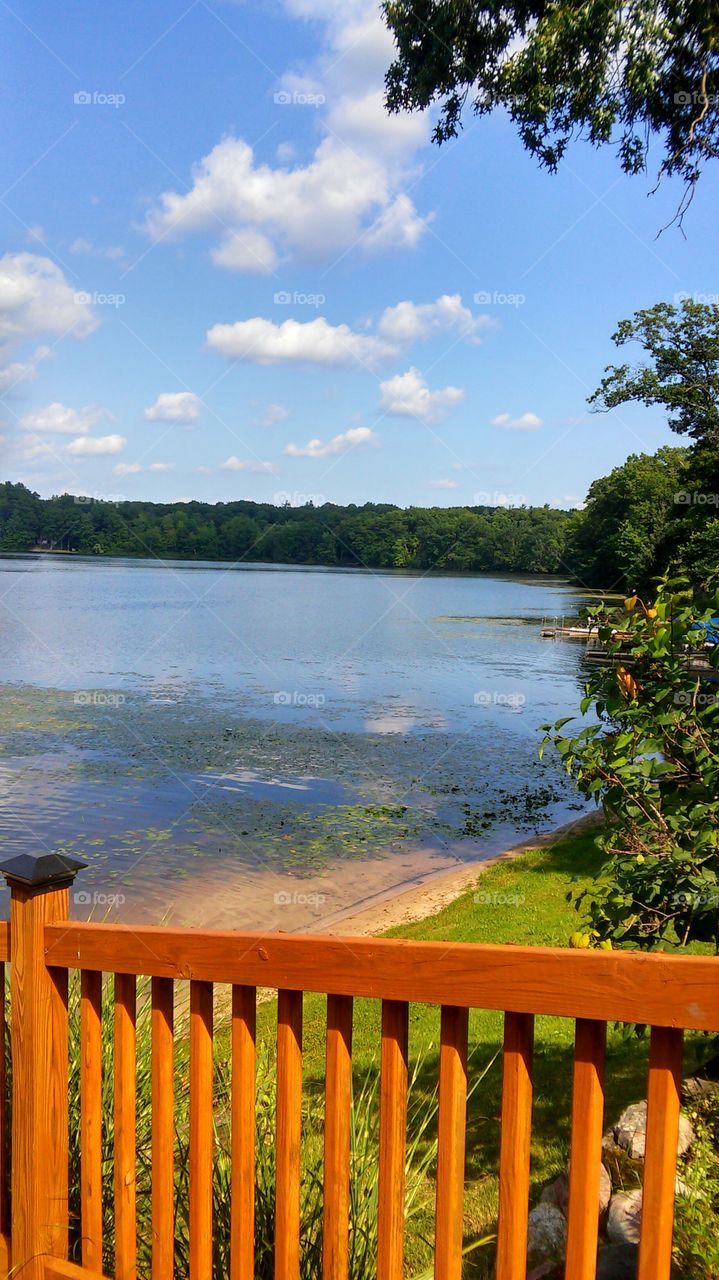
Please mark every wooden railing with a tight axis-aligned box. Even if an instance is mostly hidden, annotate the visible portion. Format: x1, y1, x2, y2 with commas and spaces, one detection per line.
0, 857, 718, 1280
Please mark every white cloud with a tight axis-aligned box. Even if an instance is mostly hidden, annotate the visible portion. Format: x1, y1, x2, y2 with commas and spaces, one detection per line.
378, 295, 491, 346
0, 253, 97, 343
0, 345, 51, 394
144, 391, 201, 422
259, 402, 289, 427
148, 462, 176, 472
210, 229, 278, 274
492, 411, 543, 430
379, 368, 464, 423
114, 462, 142, 476
70, 239, 126, 261
284, 425, 376, 458
429, 479, 460, 490
207, 316, 396, 369
19, 401, 110, 435
66, 434, 126, 456
220, 456, 278, 474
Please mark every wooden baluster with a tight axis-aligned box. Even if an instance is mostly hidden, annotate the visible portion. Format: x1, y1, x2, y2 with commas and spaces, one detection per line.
190, 981, 214, 1280
115, 973, 137, 1280
80, 970, 103, 1272
378, 1000, 409, 1280
152, 977, 174, 1280
0, 960, 9, 1240
496, 1012, 534, 1280
435, 1005, 469, 1280
322, 995, 353, 1280
231, 985, 256, 1280
275, 989, 303, 1280
637, 1027, 684, 1280
564, 1019, 606, 1280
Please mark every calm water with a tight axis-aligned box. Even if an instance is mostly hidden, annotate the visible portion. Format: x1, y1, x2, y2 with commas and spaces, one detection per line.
0, 555, 594, 926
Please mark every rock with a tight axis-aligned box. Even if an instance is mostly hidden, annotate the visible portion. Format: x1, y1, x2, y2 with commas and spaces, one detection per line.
614, 1100, 694, 1160
596, 1243, 639, 1279
539, 1164, 611, 1225
607, 1190, 643, 1246
526, 1203, 567, 1265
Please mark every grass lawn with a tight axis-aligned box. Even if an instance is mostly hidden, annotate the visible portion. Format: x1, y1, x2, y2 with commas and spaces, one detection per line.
244, 825, 706, 1277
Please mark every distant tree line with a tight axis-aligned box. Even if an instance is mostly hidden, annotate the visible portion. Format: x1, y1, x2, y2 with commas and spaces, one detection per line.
0, 483, 572, 574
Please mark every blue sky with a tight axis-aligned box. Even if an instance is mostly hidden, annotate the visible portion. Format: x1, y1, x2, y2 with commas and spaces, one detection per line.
1, 0, 717, 510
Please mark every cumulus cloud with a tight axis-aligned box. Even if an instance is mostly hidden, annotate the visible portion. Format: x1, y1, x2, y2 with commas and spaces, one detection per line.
491, 411, 543, 430
0, 253, 97, 344
207, 317, 395, 369
429, 478, 460, 490
285, 426, 376, 458
220, 456, 278, 474
0, 345, 51, 394
114, 462, 142, 476
378, 294, 491, 346
19, 401, 110, 435
210, 229, 278, 274
148, 462, 176, 472
144, 391, 201, 422
66, 434, 126, 456
379, 368, 464, 423
259, 402, 290, 428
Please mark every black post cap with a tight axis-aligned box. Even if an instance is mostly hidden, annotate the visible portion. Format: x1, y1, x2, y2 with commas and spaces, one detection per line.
0, 852, 87, 893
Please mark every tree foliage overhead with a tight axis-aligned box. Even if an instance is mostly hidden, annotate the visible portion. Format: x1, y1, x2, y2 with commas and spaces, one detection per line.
589, 299, 719, 443
383, 0, 719, 202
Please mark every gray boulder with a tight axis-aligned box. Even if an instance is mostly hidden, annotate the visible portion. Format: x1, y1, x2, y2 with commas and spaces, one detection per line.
540, 1163, 611, 1226
614, 1100, 693, 1160
526, 1203, 567, 1265
607, 1190, 643, 1246
596, 1244, 639, 1279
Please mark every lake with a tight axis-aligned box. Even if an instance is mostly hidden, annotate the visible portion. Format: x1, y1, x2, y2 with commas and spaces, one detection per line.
0, 555, 595, 929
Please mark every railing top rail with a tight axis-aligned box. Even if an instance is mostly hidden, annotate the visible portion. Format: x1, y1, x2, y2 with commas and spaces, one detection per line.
43, 921, 719, 1031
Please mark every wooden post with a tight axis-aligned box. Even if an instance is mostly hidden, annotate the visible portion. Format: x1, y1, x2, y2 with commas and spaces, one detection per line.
0, 852, 85, 1280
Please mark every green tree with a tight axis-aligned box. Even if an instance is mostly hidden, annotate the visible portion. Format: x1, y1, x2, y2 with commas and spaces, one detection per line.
589, 300, 719, 444
383, 0, 719, 206
541, 578, 719, 950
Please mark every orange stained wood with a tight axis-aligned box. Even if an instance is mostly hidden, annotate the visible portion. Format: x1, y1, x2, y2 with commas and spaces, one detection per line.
435, 1005, 469, 1280
230, 985, 256, 1280
322, 994, 353, 1280
564, 1018, 607, 1280
80, 970, 103, 1272
637, 1026, 684, 1280
151, 977, 174, 1280
495, 1011, 534, 1280
378, 1000, 409, 1280
43, 923, 719, 1031
114, 973, 137, 1280
275, 989, 303, 1280
43, 1261, 112, 1280
0, 924, 8, 964
0, 962, 9, 1238
190, 981, 214, 1280
10, 884, 70, 1280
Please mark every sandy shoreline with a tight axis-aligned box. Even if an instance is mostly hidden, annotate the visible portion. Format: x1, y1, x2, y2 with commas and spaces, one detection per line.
316, 810, 601, 938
